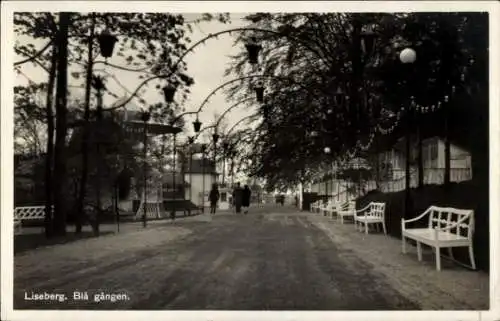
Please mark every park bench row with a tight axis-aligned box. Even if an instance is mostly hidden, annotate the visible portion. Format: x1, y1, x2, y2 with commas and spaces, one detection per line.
310, 199, 476, 272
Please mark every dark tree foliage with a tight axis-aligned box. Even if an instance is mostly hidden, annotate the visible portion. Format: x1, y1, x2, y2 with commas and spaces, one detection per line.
223, 12, 488, 191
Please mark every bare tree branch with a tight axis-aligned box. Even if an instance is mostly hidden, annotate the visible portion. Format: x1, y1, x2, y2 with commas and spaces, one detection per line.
14, 40, 53, 66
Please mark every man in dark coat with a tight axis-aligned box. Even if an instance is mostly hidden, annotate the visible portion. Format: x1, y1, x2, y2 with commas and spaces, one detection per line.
242, 185, 251, 214
232, 182, 244, 213
209, 183, 220, 214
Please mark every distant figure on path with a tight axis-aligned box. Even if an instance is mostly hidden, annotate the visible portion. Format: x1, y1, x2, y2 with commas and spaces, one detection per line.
209, 183, 220, 214
242, 185, 252, 214
232, 182, 244, 213
280, 194, 285, 206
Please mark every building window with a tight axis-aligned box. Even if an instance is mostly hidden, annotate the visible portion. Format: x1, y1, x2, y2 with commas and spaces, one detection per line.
430, 143, 438, 161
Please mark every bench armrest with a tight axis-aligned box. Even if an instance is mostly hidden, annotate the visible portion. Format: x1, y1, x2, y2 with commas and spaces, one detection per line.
402, 207, 432, 224
355, 203, 371, 214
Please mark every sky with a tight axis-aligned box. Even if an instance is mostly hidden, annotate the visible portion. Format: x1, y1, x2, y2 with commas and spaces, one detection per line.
14, 13, 258, 146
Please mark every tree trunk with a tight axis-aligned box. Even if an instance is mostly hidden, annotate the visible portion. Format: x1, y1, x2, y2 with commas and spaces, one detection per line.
76, 14, 95, 234
43, 41, 58, 238
350, 17, 363, 145
52, 12, 70, 236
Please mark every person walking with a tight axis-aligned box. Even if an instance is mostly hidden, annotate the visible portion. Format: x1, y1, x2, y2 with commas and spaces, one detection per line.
242, 185, 252, 214
232, 182, 243, 214
209, 183, 220, 214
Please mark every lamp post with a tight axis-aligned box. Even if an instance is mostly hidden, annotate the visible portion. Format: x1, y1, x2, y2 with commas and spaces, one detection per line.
222, 141, 229, 186
188, 136, 194, 204
201, 143, 207, 213
324, 146, 331, 204
91, 75, 106, 233
171, 132, 178, 220
141, 111, 151, 227
400, 47, 417, 219
212, 131, 220, 186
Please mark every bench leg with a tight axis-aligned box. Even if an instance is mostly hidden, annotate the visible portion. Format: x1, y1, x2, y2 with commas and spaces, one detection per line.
435, 247, 442, 271
365, 222, 368, 234
447, 248, 454, 261
402, 236, 406, 254
340, 215, 344, 225
382, 222, 387, 235
468, 245, 476, 270
417, 242, 422, 261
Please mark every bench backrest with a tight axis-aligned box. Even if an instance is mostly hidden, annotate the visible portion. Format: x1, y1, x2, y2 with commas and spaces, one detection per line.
427, 206, 474, 240
339, 200, 355, 211
14, 206, 52, 219
368, 202, 386, 219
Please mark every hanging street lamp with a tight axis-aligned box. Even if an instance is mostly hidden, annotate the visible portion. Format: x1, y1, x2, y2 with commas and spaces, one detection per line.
360, 24, 378, 59
400, 47, 417, 64
334, 87, 346, 107
162, 84, 177, 103
254, 81, 265, 103
245, 36, 262, 65
97, 28, 118, 59
193, 118, 202, 133
324, 146, 331, 154
212, 132, 220, 145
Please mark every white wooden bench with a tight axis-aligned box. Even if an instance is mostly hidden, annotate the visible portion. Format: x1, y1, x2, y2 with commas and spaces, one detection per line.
134, 201, 162, 220
337, 200, 356, 224
354, 202, 387, 235
310, 201, 320, 213
312, 200, 324, 214
14, 206, 51, 234
318, 200, 334, 216
401, 206, 475, 271
324, 201, 340, 218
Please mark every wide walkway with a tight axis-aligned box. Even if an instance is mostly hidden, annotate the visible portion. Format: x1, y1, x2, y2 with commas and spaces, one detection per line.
13, 205, 488, 310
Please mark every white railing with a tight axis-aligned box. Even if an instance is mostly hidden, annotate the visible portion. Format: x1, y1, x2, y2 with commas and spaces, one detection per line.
380, 168, 472, 193
309, 168, 472, 201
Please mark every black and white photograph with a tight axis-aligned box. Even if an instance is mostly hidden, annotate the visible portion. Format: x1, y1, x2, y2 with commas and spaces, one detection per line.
1, 1, 499, 321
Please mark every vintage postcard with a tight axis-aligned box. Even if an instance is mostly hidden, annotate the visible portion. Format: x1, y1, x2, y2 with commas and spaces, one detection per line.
1, 1, 499, 321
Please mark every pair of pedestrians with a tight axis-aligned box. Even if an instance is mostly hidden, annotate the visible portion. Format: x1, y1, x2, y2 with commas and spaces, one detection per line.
232, 182, 251, 214
208, 183, 252, 214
